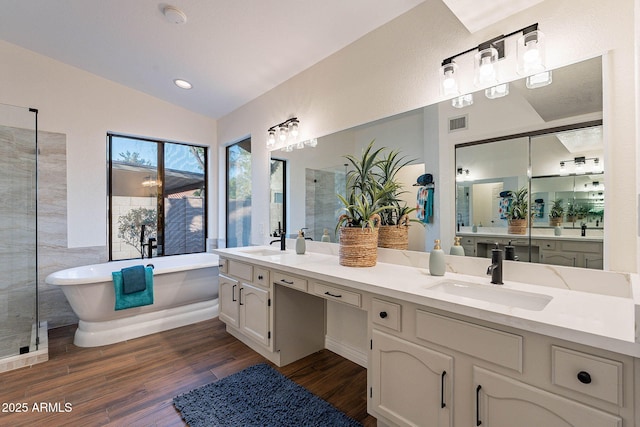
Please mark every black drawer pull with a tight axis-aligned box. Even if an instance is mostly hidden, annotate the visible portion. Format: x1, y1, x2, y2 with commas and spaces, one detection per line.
379, 311, 388, 319
577, 371, 592, 384
441, 371, 447, 408
476, 385, 482, 426
280, 279, 294, 285
218, 264, 224, 268
232, 284, 237, 302
258, 274, 264, 280
239, 288, 244, 306
325, 291, 342, 298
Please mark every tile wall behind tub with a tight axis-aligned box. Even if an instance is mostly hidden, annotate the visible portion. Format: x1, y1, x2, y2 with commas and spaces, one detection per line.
36, 129, 106, 328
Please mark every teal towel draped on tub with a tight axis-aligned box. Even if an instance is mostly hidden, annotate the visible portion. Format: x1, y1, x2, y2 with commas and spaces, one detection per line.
112, 266, 154, 310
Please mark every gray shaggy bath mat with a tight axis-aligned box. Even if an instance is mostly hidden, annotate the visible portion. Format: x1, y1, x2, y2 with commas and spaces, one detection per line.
173, 363, 362, 427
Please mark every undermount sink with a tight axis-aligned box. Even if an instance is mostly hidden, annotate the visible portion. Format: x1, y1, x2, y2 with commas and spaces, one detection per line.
239, 248, 287, 257
425, 280, 552, 311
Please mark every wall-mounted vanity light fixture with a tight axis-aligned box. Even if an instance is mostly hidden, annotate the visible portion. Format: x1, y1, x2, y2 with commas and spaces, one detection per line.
267, 117, 299, 149
266, 117, 318, 151
559, 156, 601, 175
440, 23, 548, 107
456, 167, 471, 182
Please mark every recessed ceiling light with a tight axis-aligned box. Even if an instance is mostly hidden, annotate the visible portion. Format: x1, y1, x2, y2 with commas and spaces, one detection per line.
163, 6, 187, 25
174, 79, 192, 90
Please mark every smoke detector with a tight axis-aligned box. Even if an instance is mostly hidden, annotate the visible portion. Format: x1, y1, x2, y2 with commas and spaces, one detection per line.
163, 6, 187, 24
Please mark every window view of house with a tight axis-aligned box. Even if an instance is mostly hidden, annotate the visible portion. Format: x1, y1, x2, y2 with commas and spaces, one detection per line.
108, 134, 207, 260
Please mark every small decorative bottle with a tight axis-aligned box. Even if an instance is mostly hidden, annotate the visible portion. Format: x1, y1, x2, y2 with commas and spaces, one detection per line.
450, 236, 465, 256
429, 239, 445, 276
296, 230, 306, 254
321, 228, 331, 242
472, 224, 478, 233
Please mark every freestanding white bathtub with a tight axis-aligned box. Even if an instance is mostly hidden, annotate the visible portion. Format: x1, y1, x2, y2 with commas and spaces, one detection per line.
45, 253, 219, 347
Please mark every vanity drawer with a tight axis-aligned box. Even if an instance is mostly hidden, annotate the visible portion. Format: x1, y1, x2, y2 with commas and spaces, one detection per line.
540, 241, 556, 250
272, 271, 307, 292
371, 298, 401, 332
218, 258, 228, 274
416, 310, 522, 372
253, 268, 270, 288
228, 260, 253, 281
312, 282, 361, 307
560, 241, 602, 253
551, 346, 623, 405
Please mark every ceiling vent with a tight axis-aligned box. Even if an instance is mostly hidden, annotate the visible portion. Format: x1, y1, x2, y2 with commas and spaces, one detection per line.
448, 114, 468, 133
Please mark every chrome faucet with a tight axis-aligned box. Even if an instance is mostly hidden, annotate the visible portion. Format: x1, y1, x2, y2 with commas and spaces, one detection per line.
486, 243, 503, 285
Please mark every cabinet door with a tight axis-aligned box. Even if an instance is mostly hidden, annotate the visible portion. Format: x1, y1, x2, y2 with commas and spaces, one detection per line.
371, 329, 452, 427
540, 251, 577, 267
583, 254, 603, 269
219, 276, 239, 328
474, 367, 621, 427
240, 282, 270, 347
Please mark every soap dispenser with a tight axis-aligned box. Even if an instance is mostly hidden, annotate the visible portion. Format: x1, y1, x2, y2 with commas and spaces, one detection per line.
429, 239, 445, 276
296, 229, 306, 254
450, 236, 465, 256
321, 228, 331, 242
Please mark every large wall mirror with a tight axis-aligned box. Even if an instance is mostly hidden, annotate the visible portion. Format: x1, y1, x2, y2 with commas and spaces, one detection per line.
271, 56, 604, 268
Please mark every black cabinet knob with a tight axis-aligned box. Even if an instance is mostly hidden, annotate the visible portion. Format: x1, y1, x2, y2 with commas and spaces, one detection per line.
379, 311, 388, 319
577, 371, 592, 384
258, 275, 263, 280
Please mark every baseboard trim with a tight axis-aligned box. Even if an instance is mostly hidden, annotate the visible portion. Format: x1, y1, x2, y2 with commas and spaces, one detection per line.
325, 335, 368, 368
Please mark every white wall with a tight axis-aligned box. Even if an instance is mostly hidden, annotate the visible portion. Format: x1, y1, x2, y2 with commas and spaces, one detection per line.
218, 0, 637, 274
0, 40, 218, 250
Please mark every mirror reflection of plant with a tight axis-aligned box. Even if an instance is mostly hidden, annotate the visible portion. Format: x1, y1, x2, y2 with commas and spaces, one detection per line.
506, 187, 529, 220
549, 198, 564, 219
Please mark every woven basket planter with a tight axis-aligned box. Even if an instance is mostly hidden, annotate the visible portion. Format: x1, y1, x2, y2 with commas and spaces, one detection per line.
549, 217, 563, 227
508, 218, 528, 235
378, 214, 409, 250
338, 226, 379, 267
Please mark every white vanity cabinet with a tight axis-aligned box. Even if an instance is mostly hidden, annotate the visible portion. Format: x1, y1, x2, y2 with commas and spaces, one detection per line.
369, 301, 632, 427
473, 367, 621, 427
217, 258, 325, 367
539, 240, 603, 269
370, 329, 453, 427
218, 258, 272, 348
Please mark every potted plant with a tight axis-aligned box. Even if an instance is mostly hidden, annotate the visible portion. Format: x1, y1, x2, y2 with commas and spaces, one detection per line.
548, 199, 564, 227
506, 187, 529, 235
336, 141, 393, 266
375, 148, 418, 250
566, 202, 578, 223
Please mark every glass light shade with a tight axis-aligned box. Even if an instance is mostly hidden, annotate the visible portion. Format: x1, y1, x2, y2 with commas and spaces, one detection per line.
517, 30, 545, 75
559, 161, 568, 176
278, 125, 288, 141
526, 70, 552, 89
440, 61, 459, 96
474, 47, 498, 87
267, 130, 276, 146
452, 94, 473, 109
485, 83, 509, 99
289, 121, 299, 137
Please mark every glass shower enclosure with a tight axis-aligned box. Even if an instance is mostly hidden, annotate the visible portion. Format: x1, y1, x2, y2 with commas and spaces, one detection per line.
0, 103, 39, 360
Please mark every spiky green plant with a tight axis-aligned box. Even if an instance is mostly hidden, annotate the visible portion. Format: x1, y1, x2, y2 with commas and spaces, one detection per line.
549, 199, 564, 219
375, 148, 417, 226
506, 187, 529, 220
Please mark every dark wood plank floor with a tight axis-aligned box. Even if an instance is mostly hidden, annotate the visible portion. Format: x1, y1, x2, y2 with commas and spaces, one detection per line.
0, 318, 376, 426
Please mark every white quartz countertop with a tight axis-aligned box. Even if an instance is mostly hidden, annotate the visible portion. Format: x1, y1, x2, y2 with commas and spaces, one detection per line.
214, 246, 639, 357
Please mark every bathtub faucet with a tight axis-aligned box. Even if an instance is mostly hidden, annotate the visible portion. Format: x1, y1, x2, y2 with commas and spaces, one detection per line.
143, 237, 157, 259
